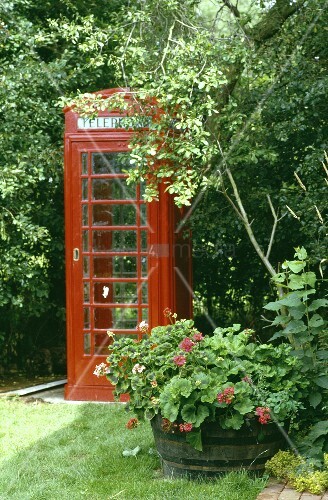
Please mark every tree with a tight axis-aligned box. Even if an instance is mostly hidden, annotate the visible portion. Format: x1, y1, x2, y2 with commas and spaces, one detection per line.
67, 0, 327, 328
0, 0, 127, 369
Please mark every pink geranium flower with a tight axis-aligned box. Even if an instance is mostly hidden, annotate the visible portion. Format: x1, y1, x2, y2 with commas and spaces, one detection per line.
173, 355, 186, 366
179, 337, 195, 352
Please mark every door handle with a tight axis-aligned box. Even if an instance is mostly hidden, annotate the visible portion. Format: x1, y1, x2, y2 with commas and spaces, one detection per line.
73, 248, 80, 261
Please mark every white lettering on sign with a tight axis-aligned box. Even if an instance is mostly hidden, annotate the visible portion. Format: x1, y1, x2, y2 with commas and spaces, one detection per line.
77, 116, 152, 129
77, 117, 124, 129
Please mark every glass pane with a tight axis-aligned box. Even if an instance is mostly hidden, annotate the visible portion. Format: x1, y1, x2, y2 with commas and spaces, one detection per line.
82, 153, 88, 174
82, 179, 88, 200
141, 230, 148, 251
92, 204, 136, 226
141, 282, 148, 304
82, 230, 89, 252
92, 152, 132, 174
94, 308, 138, 329
114, 282, 137, 303
140, 204, 147, 225
140, 181, 146, 197
141, 257, 148, 277
93, 230, 137, 252
84, 308, 90, 329
84, 333, 91, 355
94, 334, 112, 356
93, 256, 137, 278
92, 179, 136, 200
114, 256, 137, 277
84, 282, 90, 303
83, 257, 89, 277
112, 231, 137, 251
113, 308, 138, 329
82, 205, 88, 226
94, 308, 112, 329
94, 283, 112, 304
142, 309, 148, 321
94, 282, 138, 304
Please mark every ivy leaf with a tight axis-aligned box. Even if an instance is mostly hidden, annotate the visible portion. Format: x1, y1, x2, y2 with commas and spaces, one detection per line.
309, 392, 322, 409
186, 429, 203, 451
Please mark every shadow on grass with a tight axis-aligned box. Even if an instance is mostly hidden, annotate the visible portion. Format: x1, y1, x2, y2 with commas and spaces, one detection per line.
0, 400, 266, 500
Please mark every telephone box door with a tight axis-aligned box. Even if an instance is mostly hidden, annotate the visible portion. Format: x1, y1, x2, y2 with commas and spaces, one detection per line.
65, 141, 149, 400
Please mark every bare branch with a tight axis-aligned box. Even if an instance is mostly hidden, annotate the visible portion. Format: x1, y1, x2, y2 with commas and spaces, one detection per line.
225, 167, 277, 277
266, 194, 278, 260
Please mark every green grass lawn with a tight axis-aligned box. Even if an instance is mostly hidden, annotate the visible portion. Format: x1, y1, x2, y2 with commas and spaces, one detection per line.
0, 397, 266, 500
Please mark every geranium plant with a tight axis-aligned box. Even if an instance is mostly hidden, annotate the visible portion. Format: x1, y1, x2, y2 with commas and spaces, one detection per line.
95, 311, 309, 450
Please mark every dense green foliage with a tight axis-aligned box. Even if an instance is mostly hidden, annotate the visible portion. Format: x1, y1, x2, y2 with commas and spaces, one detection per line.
0, 0, 126, 368
65, 0, 327, 330
1, 0, 327, 368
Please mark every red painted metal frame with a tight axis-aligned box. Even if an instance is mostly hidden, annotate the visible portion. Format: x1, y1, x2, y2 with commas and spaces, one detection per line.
64, 89, 192, 401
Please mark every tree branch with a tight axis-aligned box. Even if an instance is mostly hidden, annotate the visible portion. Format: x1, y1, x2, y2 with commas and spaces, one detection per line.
225, 167, 277, 277
222, 0, 240, 18
249, 0, 305, 43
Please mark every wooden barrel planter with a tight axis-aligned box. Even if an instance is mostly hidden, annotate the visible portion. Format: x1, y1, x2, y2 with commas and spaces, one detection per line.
150, 414, 287, 479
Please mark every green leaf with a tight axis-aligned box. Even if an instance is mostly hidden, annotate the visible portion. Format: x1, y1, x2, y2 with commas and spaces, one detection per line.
306, 421, 328, 442
271, 272, 286, 283
271, 315, 290, 325
280, 295, 302, 308
284, 320, 307, 334
283, 260, 306, 273
308, 314, 325, 328
289, 305, 306, 319
233, 400, 254, 415
308, 299, 328, 312
317, 350, 328, 360
314, 377, 328, 389
301, 272, 317, 288
263, 301, 282, 311
288, 274, 305, 290
294, 247, 307, 260
269, 330, 288, 341
172, 379, 193, 397
219, 413, 244, 430
186, 429, 203, 451
181, 404, 210, 427
309, 392, 322, 409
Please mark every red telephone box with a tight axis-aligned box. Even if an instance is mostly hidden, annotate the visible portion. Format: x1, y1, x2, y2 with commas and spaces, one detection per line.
63, 88, 192, 401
